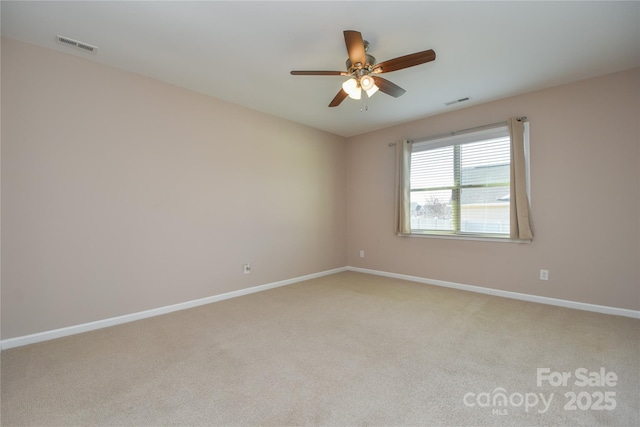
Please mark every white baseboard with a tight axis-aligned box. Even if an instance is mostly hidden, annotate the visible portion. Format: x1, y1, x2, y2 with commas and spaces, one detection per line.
3, 265, 637, 350
0, 267, 348, 350
346, 266, 640, 319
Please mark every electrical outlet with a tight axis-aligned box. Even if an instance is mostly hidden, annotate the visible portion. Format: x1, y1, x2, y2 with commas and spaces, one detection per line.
243, 263, 251, 274
540, 269, 549, 281
360, 250, 365, 258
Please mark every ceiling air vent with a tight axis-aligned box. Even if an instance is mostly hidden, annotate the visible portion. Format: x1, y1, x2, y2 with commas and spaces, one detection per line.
56, 35, 97, 54
445, 97, 470, 106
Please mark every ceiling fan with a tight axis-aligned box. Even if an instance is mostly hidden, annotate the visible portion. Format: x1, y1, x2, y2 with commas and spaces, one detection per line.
291, 30, 436, 107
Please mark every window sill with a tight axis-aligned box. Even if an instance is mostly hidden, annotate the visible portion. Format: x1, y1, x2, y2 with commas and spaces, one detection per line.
397, 232, 532, 244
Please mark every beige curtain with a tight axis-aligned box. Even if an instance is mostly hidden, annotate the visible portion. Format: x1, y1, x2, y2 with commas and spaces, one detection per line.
508, 118, 534, 240
394, 139, 412, 235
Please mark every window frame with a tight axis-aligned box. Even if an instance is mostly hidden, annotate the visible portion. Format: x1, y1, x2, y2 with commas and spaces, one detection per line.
401, 121, 531, 243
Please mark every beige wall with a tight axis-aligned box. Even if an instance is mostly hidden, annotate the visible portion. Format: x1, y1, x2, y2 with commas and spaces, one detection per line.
346, 68, 640, 311
2, 37, 638, 342
1, 38, 347, 339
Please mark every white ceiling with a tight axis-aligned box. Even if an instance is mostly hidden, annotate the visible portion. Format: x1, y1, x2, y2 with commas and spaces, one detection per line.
2, 1, 639, 138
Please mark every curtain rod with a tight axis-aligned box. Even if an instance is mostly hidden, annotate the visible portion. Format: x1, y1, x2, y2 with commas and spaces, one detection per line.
388, 116, 527, 147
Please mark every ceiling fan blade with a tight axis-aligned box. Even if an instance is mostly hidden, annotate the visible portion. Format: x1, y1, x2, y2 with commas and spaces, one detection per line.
290, 70, 346, 76
371, 76, 406, 98
344, 30, 366, 66
373, 49, 436, 74
329, 89, 349, 107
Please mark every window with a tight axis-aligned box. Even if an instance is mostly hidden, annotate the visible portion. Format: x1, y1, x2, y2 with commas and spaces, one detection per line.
396, 118, 532, 241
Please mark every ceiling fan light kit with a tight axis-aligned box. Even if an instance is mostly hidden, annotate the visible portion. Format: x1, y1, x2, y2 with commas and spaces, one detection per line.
342, 78, 361, 100
360, 75, 375, 91
291, 30, 436, 107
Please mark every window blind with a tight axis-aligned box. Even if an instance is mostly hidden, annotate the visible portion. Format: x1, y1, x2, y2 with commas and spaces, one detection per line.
409, 125, 512, 236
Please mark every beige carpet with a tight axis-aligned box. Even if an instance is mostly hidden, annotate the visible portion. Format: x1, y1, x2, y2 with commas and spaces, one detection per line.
2, 271, 639, 426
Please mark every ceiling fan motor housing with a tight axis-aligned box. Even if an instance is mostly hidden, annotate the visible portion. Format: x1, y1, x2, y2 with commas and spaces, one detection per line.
346, 54, 376, 73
